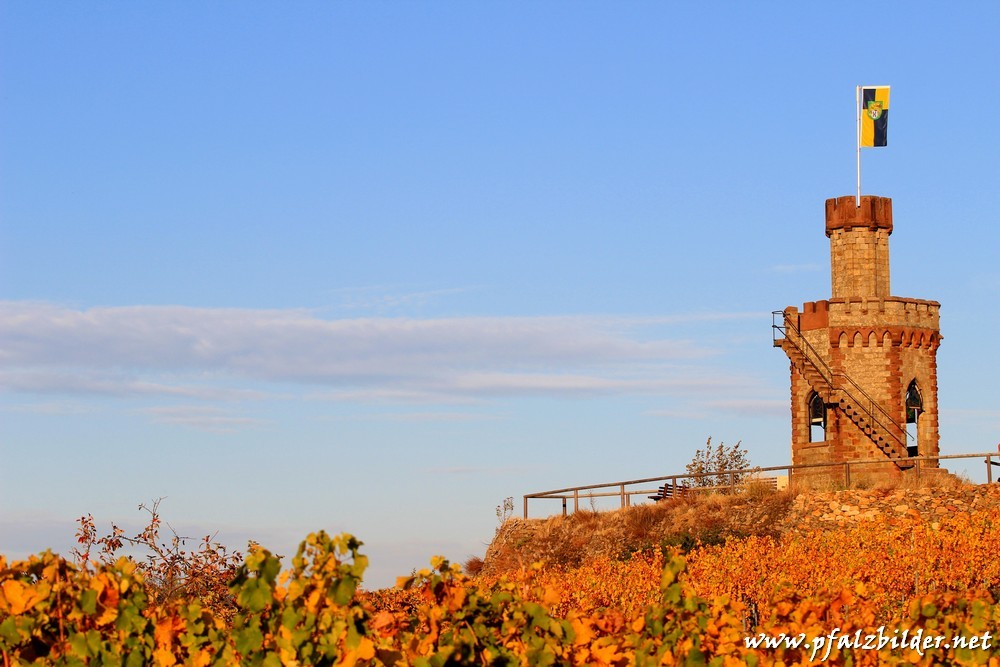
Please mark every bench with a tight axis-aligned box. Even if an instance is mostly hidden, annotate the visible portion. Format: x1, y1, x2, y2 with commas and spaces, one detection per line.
647, 475, 785, 501
647, 483, 688, 501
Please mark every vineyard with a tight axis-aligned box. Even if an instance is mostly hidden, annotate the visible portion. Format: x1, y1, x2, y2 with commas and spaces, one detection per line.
4, 487, 1000, 665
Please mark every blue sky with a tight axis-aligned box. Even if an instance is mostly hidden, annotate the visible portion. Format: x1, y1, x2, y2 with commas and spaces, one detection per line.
2, 2, 999, 588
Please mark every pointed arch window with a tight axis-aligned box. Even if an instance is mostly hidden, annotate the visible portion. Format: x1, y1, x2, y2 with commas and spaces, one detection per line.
809, 392, 826, 443
905, 380, 922, 457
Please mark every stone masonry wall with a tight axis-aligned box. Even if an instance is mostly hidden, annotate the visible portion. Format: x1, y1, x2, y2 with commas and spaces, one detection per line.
829, 228, 891, 298
785, 484, 1000, 533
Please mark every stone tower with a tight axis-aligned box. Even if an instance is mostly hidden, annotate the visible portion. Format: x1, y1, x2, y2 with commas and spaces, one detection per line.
774, 195, 943, 483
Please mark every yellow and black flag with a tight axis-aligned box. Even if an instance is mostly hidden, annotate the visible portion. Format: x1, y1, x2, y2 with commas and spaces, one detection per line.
860, 86, 890, 147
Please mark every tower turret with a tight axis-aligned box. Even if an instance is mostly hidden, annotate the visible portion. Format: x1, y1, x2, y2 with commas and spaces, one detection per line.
826, 195, 892, 299
775, 195, 943, 485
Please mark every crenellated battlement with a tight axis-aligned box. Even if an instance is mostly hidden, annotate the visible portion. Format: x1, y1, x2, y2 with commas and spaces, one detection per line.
794, 297, 940, 331
786, 299, 942, 349
797, 300, 829, 330
825, 195, 893, 236
827, 297, 940, 329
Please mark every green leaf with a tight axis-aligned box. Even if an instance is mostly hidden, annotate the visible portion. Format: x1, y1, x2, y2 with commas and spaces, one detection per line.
80, 588, 98, 614
99, 651, 124, 667
116, 603, 144, 632
86, 630, 103, 655
125, 647, 147, 667
235, 625, 264, 656
260, 554, 281, 584
0, 616, 25, 643
331, 578, 356, 606
238, 578, 273, 613
280, 606, 302, 631
69, 631, 95, 658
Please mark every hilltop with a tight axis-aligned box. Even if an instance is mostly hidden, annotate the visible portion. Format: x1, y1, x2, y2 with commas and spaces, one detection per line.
480, 479, 1000, 577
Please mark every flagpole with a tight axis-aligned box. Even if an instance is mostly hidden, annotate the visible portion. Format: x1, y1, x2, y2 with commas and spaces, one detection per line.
856, 85, 861, 207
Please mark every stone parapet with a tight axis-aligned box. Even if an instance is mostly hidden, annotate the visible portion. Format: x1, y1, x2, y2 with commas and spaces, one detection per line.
825, 195, 893, 236
827, 297, 940, 329
789, 297, 941, 336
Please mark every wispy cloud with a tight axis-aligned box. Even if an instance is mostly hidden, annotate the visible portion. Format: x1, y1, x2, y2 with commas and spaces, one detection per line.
311, 388, 484, 405
1, 401, 94, 415
1, 302, 699, 373
0, 370, 273, 401
141, 406, 269, 432
0, 301, 762, 411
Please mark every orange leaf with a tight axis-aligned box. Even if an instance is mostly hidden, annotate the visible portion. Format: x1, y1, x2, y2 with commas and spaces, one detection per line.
0, 580, 44, 615
153, 647, 177, 667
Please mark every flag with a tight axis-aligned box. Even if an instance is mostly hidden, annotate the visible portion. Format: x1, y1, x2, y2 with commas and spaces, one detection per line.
860, 86, 890, 147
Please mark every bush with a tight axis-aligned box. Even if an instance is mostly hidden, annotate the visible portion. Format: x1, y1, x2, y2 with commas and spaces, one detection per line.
684, 437, 752, 489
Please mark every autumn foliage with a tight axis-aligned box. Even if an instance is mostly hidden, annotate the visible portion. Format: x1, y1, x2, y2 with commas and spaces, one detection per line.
4, 502, 1000, 664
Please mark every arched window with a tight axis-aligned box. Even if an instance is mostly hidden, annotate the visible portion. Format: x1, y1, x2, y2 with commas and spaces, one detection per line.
905, 380, 922, 457
809, 392, 826, 443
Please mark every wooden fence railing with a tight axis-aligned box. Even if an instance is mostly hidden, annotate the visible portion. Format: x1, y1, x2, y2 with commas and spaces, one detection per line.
522, 452, 1000, 519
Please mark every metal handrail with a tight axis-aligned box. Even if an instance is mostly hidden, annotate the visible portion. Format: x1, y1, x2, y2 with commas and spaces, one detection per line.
522, 452, 1000, 518
772, 310, 908, 449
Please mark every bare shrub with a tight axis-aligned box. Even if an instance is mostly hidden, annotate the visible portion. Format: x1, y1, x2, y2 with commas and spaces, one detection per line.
685, 437, 753, 490
72, 499, 245, 621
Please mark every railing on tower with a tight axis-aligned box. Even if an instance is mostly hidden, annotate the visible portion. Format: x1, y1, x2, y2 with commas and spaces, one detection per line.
772, 310, 909, 452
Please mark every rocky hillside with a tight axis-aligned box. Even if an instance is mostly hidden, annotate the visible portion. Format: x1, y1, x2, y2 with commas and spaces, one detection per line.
481, 482, 1000, 577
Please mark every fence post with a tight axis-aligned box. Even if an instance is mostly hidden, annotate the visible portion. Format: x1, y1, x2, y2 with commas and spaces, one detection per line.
523, 452, 997, 521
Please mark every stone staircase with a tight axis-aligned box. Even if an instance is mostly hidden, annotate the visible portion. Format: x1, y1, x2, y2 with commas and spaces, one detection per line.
833, 390, 907, 461
775, 324, 909, 464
